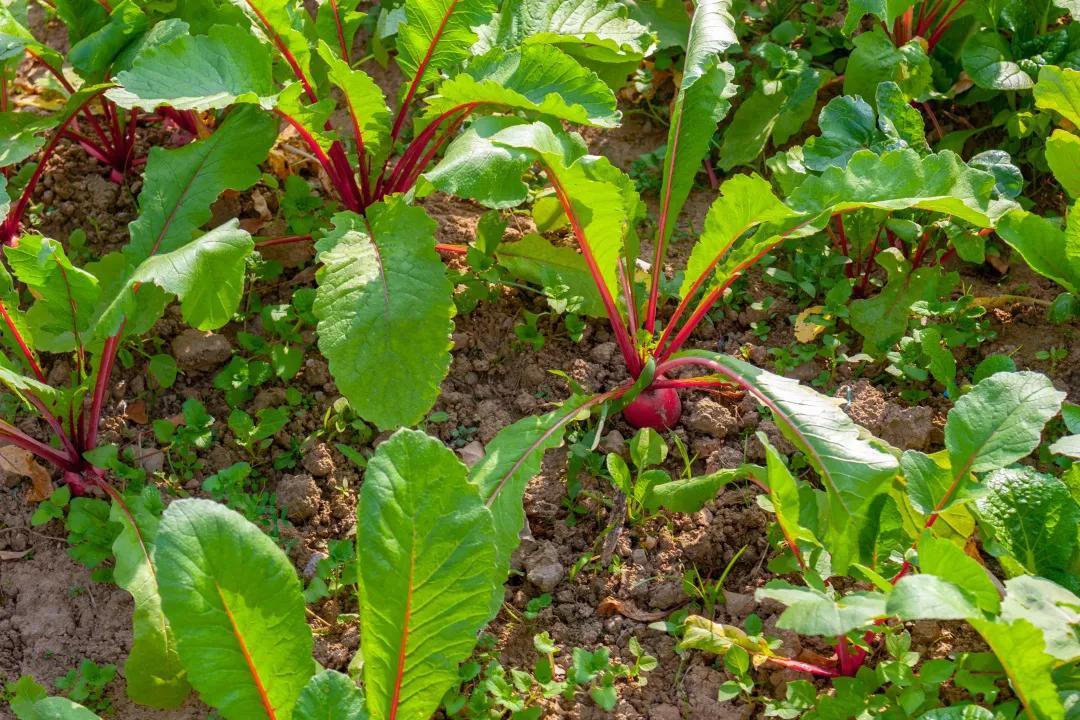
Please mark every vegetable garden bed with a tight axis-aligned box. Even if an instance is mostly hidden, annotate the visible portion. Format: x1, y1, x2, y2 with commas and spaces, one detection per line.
0, 0, 1079, 719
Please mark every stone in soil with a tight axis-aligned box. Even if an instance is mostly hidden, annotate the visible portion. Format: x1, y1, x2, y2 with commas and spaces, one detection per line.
171, 329, 233, 372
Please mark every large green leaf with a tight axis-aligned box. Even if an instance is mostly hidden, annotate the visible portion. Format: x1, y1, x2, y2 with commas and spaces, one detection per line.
108, 26, 275, 111
130, 222, 253, 330
423, 45, 619, 128
11, 696, 103, 720
293, 671, 367, 720
488, 122, 628, 310
976, 467, 1079, 589
0, 111, 51, 167
110, 491, 189, 708
918, 532, 1000, 614
844, 28, 932, 103
669, 350, 898, 570
788, 148, 998, 226
996, 205, 1080, 295
469, 394, 590, 616
313, 202, 454, 430
359, 429, 498, 720
423, 116, 534, 209
4, 234, 99, 354
962, 30, 1036, 91
1045, 130, 1080, 197
68, 0, 147, 81
127, 106, 276, 262
1034, 65, 1080, 126
482, 0, 653, 88
887, 574, 981, 621
495, 234, 605, 317
156, 499, 315, 720
1000, 576, 1080, 662
395, 0, 496, 88
968, 618, 1066, 720
679, 173, 797, 299
317, 42, 391, 170
945, 371, 1065, 475
229, 0, 313, 90
756, 580, 887, 636
655, 0, 736, 248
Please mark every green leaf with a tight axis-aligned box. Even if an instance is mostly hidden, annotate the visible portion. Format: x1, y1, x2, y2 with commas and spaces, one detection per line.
789, 149, 998, 227
1034, 65, 1080, 126
995, 205, 1080, 295
844, 28, 932, 103
679, 173, 797, 299
801, 95, 877, 172
495, 234, 605, 317
317, 41, 391, 170
0, 110, 51, 167
976, 467, 1079, 588
156, 499, 315, 720
313, 202, 454, 431
108, 25, 276, 111
849, 248, 958, 354
887, 574, 981, 621
1045, 130, 1080, 197
359, 429, 498, 720
395, 0, 495, 88
876, 81, 929, 153
0, 364, 75, 418
470, 394, 590, 616
679, 616, 779, 661
756, 580, 887, 636
424, 116, 534, 209
110, 493, 189, 708
293, 670, 368, 720
11, 696, 104, 720
968, 618, 1066, 720
1000, 576, 1080, 662
945, 372, 1065, 475
646, 468, 744, 513
488, 122, 629, 307
4, 235, 99, 352
230, 0, 313, 92
626, 0, 688, 49
761, 433, 815, 554
669, 350, 898, 571
840, 0, 909, 36
901, 449, 972, 517
485, 0, 654, 88
424, 45, 619, 128
315, 0, 364, 63
127, 105, 277, 262
68, 0, 147, 81
130, 221, 253, 330
962, 30, 1036, 91
655, 0, 736, 247
917, 533, 1000, 614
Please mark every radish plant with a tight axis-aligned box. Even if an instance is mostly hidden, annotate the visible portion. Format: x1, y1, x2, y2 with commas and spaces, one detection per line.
0, 4, 207, 244
678, 370, 1080, 719
105, 0, 651, 430
6, 413, 587, 718
0, 106, 274, 495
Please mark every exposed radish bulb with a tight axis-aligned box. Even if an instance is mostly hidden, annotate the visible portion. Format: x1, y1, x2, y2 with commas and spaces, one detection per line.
623, 387, 682, 430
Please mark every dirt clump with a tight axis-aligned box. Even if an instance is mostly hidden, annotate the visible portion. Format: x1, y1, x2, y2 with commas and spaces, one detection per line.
171, 330, 234, 373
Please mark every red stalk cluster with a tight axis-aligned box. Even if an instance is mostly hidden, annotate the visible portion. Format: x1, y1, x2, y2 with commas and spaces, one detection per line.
888, 0, 968, 51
